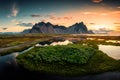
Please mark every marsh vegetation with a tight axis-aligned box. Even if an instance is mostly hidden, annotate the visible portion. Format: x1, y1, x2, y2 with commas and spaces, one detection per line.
0, 34, 120, 79
17, 43, 120, 76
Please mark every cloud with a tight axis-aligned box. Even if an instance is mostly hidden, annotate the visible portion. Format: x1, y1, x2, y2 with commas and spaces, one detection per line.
11, 3, 19, 17
115, 26, 120, 28
31, 14, 41, 17
41, 19, 47, 22
11, 19, 33, 27
93, 28, 112, 34
2, 28, 7, 30
89, 23, 95, 25
11, 19, 20, 24
100, 13, 108, 16
108, 31, 120, 35
114, 23, 120, 24
39, 8, 42, 10
117, 6, 120, 9
46, 14, 72, 20
110, 11, 120, 14
83, 12, 110, 16
17, 23, 33, 27
92, 0, 103, 3
7, 15, 11, 18
115, 26, 120, 31
46, 14, 57, 20
64, 17, 72, 20
83, 12, 97, 15
8, 3, 19, 17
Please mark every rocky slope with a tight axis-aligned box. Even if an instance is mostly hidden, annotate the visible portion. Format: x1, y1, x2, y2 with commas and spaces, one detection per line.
23, 22, 93, 34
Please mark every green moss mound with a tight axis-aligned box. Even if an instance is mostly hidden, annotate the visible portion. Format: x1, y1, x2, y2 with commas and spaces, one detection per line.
16, 44, 120, 76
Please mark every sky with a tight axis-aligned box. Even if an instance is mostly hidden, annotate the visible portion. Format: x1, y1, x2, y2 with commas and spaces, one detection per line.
0, 0, 120, 34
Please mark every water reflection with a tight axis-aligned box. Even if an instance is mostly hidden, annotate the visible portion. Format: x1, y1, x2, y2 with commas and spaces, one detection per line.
0, 52, 18, 74
99, 45, 120, 59
35, 40, 73, 47
0, 42, 120, 80
0, 47, 33, 72
50, 40, 72, 46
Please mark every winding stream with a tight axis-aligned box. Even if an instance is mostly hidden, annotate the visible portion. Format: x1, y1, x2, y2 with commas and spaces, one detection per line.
0, 43, 120, 80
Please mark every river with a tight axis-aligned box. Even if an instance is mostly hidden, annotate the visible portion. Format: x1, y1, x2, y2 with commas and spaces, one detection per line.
0, 44, 120, 80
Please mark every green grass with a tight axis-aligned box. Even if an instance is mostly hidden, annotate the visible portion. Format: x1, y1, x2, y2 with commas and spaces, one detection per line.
7, 42, 24, 46
0, 34, 53, 56
17, 44, 96, 64
0, 45, 31, 56
16, 44, 120, 76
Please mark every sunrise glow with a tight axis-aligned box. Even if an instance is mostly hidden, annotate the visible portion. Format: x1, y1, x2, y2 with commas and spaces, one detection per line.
0, 0, 120, 34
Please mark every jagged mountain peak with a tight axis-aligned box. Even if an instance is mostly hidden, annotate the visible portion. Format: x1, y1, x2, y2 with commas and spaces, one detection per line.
73, 22, 84, 26
25, 21, 93, 34
38, 21, 46, 25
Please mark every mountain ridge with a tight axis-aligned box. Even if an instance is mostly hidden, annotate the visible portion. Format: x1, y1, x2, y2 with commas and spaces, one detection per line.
22, 22, 93, 34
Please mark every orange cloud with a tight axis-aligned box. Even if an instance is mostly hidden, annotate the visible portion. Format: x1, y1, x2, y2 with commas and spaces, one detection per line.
41, 19, 47, 22
92, 0, 103, 3
114, 26, 120, 31
46, 14, 56, 20
31, 9, 120, 31
100, 13, 108, 16
83, 12, 97, 15
47, 14, 73, 21
108, 31, 120, 36
110, 11, 120, 15
117, 6, 120, 9
89, 23, 95, 25
114, 23, 120, 24
64, 17, 72, 20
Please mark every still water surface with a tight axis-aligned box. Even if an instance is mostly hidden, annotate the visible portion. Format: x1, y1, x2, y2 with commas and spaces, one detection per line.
0, 44, 120, 80
99, 45, 120, 60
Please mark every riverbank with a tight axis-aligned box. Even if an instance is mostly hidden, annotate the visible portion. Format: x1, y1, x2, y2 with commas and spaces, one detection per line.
0, 34, 54, 56
0, 40, 120, 80
16, 43, 120, 76
0, 52, 120, 80
0, 34, 120, 56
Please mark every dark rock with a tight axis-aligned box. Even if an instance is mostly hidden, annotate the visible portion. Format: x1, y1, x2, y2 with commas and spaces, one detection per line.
23, 22, 93, 34
22, 29, 31, 33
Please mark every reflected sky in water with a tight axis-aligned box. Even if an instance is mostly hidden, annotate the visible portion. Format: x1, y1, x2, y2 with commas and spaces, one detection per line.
99, 45, 120, 60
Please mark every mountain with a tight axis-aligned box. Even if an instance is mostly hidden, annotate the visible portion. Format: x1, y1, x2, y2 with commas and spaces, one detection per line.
66, 22, 88, 34
23, 22, 93, 34
22, 29, 31, 34
30, 22, 55, 33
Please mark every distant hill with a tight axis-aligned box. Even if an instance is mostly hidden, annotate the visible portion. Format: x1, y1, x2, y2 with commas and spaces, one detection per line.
0, 32, 20, 34
22, 22, 94, 34
22, 29, 31, 34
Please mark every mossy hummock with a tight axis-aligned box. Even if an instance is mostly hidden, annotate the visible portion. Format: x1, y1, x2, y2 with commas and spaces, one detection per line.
17, 44, 120, 76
